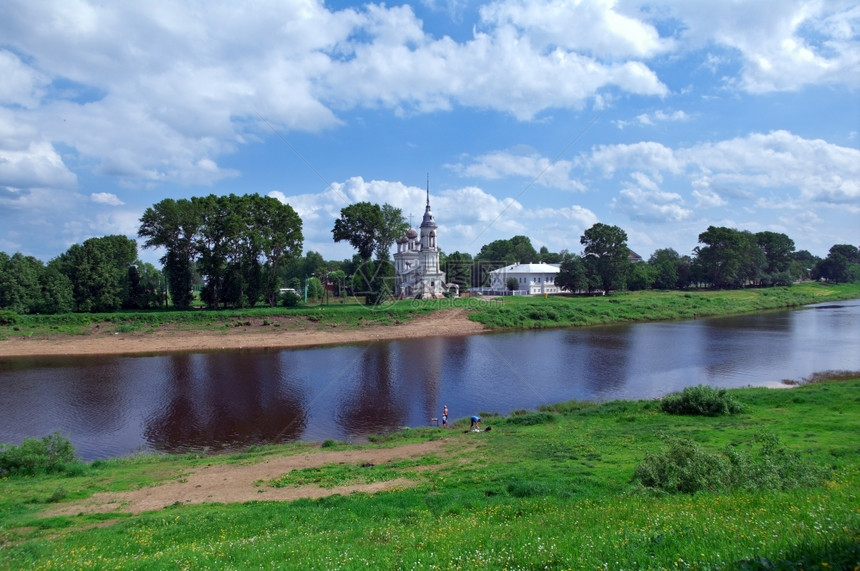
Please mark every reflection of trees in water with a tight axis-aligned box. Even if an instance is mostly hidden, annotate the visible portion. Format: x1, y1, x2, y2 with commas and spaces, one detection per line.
144, 352, 307, 453
336, 343, 406, 436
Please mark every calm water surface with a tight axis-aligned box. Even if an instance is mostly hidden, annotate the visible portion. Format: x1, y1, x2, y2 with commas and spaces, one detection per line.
1, 300, 858, 460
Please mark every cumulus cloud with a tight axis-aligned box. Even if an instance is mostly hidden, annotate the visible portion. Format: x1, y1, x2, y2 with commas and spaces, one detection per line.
447, 149, 585, 191
90, 192, 124, 206
670, 0, 860, 92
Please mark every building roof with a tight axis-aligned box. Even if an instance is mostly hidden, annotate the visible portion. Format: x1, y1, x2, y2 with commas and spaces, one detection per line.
490, 262, 560, 275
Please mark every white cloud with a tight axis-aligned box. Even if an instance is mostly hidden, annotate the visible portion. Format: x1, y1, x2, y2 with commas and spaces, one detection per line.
611, 173, 692, 222
448, 149, 585, 191
90, 192, 123, 206
478, 0, 673, 58
0, 140, 77, 191
670, 0, 860, 92
0, 50, 49, 108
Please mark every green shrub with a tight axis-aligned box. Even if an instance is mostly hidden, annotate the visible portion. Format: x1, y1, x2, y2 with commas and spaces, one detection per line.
660, 384, 743, 416
0, 432, 79, 477
633, 434, 830, 494
0, 310, 19, 325
633, 438, 732, 494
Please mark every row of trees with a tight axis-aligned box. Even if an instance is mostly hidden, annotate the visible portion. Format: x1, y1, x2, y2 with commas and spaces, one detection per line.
2, 193, 858, 314
138, 194, 302, 309
554, 225, 857, 294
0, 235, 163, 315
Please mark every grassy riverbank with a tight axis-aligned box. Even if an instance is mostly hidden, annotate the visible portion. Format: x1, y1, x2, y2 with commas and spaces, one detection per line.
467, 281, 860, 329
1, 375, 858, 569
1, 282, 858, 340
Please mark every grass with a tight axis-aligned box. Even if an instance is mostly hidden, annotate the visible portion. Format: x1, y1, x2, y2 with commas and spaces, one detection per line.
1, 375, 857, 569
1, 282, 858, 341
467, 282, 860, 329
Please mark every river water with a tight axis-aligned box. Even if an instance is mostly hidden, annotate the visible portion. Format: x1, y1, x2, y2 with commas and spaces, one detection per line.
1, 300, 858, 460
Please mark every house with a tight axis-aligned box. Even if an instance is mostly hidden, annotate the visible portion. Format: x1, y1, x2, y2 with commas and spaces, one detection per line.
488, 262, 561, 294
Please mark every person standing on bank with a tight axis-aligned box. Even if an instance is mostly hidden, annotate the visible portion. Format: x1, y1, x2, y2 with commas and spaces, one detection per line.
442, 405, 448, 428
470, 415, 481, 432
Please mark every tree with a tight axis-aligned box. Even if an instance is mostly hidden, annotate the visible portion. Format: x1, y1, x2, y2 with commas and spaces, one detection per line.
138, 198, 199, 310
537, 246, 563, 264
377, 204, 410, 261
694, 226, 765, 288
53, 235, 137, 312
580, 223, 631, 295
332, 202, 385, 263
0, 253, 44, 314
815, 244, 860, 283
649, 248, 681, 290
444, 251, 473, 289
554, 252, 588, 293
506, 277, 520, 291
628, 263, 656, 291
756, 231, 795, 275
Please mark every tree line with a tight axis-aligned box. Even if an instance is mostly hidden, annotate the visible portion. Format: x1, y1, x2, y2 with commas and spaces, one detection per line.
1, 194, 858, 315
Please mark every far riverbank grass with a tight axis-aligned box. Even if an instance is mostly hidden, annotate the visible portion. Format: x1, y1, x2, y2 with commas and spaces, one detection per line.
1, 281, 859, 340
1, 376, 858, 568
467, 281, 860, 329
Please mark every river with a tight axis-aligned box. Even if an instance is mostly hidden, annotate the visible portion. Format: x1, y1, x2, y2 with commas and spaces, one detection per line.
1, 300, 858, 460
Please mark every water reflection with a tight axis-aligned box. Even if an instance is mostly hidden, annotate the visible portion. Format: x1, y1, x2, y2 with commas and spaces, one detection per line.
144, 353, 307, 453
0, 300, 858, 460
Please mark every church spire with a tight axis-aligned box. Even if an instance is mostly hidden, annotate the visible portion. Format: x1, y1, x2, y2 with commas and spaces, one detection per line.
420, 173, 436, 229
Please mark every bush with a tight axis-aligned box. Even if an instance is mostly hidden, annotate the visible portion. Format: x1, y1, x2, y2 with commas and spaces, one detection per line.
0, 310, 19, 325
633, 434, 830, 494
633, 438, 732, 494
660, 384, 743, 416
281, 291, 301, 308
0, 432, 79, 477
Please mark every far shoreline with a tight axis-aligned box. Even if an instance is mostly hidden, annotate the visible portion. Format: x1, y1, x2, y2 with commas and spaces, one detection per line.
0, 308, 488, 358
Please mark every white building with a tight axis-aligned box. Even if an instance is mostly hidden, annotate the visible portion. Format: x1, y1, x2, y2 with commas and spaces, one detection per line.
393, 182, 452, 299
489, 262, 561, 294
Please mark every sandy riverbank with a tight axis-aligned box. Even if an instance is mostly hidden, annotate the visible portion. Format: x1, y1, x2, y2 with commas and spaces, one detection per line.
0, 308, 488, 358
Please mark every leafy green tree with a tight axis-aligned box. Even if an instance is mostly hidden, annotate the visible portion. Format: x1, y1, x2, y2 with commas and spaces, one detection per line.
139, 198, 200, 310
649, 248, 681, 290
254, 195, 302, 307
474, 235, 539, 286
627, 262, 656, 291
0, 253, 44, 313
694, 226, 765, 288
378, 204, 410, 261
815, 244, 860, 283
788, 250, 819, 282
580, 223, 631, 295
444, 251, 473, 289
506, 277, 519, 291
38, 263, 74, 314
332, 202, 384, 263
554, 252, 588, 293
538, 246, 563, 264
53, 235, 137, 312
756, 231, 795, 275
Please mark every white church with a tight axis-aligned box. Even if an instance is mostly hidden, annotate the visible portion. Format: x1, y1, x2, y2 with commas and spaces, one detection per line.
393, 182, 457, 299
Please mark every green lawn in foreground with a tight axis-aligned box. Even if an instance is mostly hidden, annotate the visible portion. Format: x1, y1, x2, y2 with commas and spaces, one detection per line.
1, 377, 857, 569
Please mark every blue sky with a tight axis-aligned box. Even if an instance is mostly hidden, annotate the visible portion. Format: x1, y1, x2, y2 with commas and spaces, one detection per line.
1, 0, 858, 267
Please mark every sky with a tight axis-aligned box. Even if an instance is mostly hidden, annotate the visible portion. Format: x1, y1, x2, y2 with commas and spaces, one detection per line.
1, 0, 858, 268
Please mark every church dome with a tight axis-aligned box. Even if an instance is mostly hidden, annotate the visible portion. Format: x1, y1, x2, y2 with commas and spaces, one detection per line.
406, 228, 418, 239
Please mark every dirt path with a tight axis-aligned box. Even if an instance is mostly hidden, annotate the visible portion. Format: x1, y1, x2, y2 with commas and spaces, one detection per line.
46, 440, 458, 516
0, 308, 487, 357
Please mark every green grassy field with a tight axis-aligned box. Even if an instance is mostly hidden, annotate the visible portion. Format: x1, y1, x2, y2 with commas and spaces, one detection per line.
2, 281, 859, 340
1, 376, 858, 569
